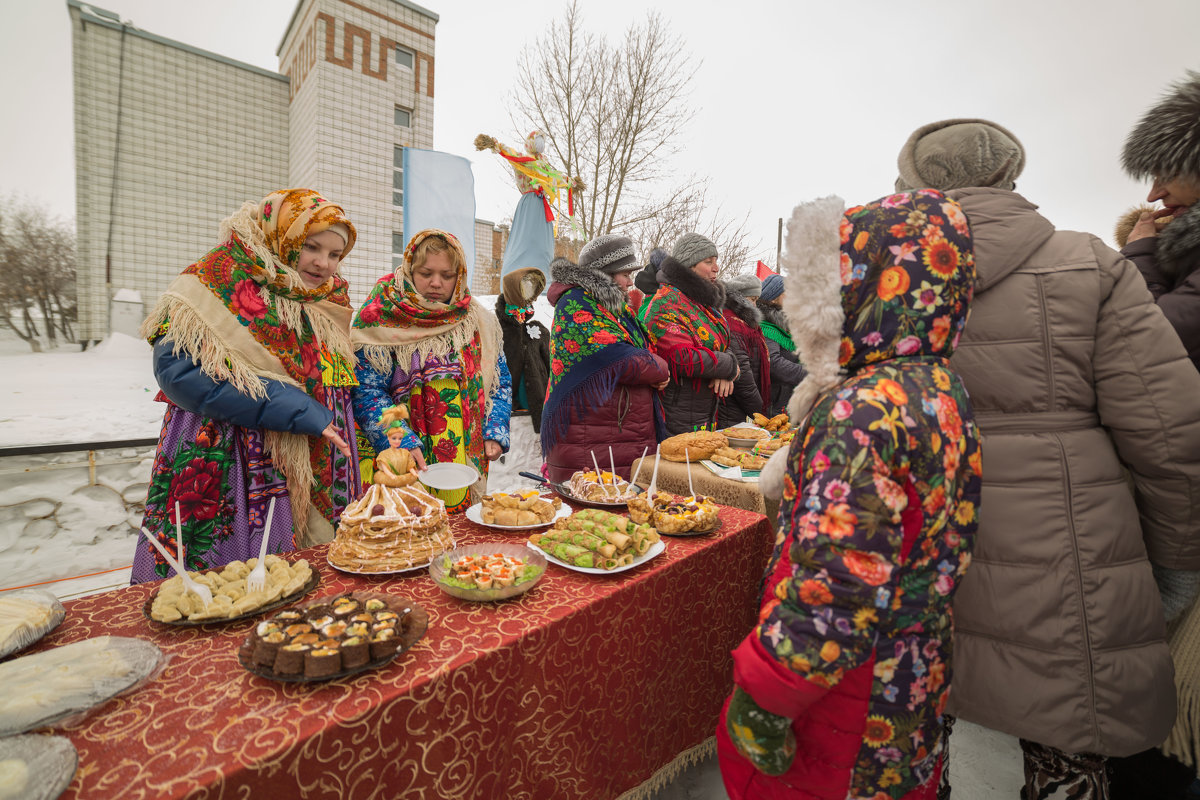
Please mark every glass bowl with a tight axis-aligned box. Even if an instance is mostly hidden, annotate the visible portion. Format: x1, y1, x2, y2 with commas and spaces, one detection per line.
429, 542, 547, 602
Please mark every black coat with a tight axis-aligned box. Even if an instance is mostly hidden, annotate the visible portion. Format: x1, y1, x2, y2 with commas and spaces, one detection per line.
495, 296, 551, 433
1121, 202, 1200, 373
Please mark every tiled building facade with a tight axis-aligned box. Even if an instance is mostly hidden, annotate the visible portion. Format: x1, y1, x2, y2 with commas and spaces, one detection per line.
69, 0, 502, 341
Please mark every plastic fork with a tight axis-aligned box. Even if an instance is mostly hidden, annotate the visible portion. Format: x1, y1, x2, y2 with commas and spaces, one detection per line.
245, 497, 276, 594
138, 525, 213, 609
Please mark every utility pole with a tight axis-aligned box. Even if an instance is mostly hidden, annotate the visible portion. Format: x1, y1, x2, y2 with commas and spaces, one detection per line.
776, 218, 783, 268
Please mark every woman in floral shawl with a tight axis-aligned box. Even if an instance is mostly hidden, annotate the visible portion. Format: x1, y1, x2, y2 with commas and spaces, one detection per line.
352, 229, 511, 513
642, 232, 742, 435
133, 188, 361, 583
542, 237, 668, 483
718, 190, 983, 800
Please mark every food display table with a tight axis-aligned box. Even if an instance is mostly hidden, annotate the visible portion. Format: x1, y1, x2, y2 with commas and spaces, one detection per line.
632, 456, 780, 525
29, 504, 773, 800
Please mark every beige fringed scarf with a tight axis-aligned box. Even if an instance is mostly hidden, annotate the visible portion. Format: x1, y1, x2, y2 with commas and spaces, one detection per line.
351, 229, 502, 412
140, 189, 358, 538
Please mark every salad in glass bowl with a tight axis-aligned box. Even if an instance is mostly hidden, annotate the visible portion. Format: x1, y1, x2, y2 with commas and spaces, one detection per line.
429, 543, 547, 601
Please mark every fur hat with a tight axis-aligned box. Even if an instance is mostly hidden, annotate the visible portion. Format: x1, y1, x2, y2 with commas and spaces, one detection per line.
760, 273, 784, 302
1122, 71, 1200, 183
578, 233, 638, 275
895, 118, 1026, 191
724, 273, 761, 299
671, 233, 718, 268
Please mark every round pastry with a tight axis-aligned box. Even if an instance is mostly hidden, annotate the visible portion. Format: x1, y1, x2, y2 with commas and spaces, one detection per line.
660, 431, 728, 463
564, 471, 637, 502
626, 491, 718, 532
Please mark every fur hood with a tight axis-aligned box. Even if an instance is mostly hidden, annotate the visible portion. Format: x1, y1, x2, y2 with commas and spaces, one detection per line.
779, 190, 976, 424
1122, 70, 1200, 184
657, 255, 726, 309
1158, 201, 1200, 277
547, 258, 627, 314
723, 290, 762, 327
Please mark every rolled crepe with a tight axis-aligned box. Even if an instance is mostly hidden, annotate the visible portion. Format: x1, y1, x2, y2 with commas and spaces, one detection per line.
604, 531, 632, 551
601, 558, 619, 570
614, 553, 635, 567
634, 536, 652, 556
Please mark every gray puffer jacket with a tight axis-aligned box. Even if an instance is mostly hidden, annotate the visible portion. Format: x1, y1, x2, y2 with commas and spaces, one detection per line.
946, 187, 1200, 756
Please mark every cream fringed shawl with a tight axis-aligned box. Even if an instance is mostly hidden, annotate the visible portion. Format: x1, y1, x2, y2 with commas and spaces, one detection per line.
139, 202, 356, 539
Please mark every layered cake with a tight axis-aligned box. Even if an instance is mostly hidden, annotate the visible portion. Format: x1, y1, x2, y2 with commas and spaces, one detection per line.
245, 593, 416, 679
329, 484, 454, 573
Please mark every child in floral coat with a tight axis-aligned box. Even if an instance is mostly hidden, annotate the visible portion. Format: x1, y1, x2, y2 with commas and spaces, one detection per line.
718, 190, 983, 800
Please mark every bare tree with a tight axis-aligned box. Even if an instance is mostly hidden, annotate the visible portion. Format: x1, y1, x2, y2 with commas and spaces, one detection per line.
623, 180, 771, 279
512, 2, 702, 240
0, 199, 77, 352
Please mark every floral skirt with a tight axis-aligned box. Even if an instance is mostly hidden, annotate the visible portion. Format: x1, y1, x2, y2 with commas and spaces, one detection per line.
132, 389, 361, 584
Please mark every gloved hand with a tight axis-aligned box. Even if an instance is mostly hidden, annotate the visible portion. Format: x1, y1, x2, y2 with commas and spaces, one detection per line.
726, 685, 796, 776
1152, 565, 1200, 624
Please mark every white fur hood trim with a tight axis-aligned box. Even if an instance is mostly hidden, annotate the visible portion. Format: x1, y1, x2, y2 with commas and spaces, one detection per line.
781, 196, 846, 424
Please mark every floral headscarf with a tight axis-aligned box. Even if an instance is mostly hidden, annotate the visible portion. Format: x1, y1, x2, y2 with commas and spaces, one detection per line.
352, 229, 503, 411
780, 189, 975, 423
258, 188, 357, 270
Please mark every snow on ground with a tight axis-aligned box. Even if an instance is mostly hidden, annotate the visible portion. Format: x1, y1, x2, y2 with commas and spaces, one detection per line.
0, 332, 163, 446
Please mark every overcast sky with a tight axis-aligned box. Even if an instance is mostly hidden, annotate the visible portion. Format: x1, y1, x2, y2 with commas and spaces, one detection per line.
5, 0, 1200, 266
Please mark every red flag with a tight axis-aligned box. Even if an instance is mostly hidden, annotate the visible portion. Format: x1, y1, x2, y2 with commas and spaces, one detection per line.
756, 260, 777, 280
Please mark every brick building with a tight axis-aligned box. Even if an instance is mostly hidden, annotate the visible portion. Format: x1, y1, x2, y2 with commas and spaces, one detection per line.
68, 0, 503, 342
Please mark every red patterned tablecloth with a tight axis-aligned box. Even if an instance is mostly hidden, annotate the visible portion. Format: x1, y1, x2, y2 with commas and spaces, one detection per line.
32, 505, 773, 800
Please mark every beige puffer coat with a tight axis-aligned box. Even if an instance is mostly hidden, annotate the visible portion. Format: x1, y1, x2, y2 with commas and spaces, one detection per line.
946, 188, 1200, 757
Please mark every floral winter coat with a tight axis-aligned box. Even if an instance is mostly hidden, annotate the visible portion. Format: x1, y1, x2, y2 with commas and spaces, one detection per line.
719, 190, 982, 800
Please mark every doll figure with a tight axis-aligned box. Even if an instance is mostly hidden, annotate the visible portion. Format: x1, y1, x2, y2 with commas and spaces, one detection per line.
374, 406, 422, 488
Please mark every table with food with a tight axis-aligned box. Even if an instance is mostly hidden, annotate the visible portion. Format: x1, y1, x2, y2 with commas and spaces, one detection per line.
628, 413, 796, 524
0, 461, 774, 800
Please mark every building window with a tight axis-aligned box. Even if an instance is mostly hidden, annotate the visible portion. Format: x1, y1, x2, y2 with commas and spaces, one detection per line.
395, 46, 414, 69
393, 145, 404, 208
394, 106, 412, 128
392, 232, 405, 269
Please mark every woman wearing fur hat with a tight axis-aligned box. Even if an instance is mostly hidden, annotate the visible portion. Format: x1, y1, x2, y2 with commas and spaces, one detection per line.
133, 188, 360, 582
756, 274, 805, 417
352, 229, 511, 513
542, 239, 668, 483
642, 233, 742, 435
1120, 70, 1200, 374
717, 273, 769, 429
890, 118, 1200, 799
494, 270, 550, 434
719, 190, 983, 800
1113, 69, 1200, 798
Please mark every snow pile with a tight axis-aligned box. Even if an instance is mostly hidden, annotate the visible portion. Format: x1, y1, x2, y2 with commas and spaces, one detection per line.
0, 333, 162, 447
